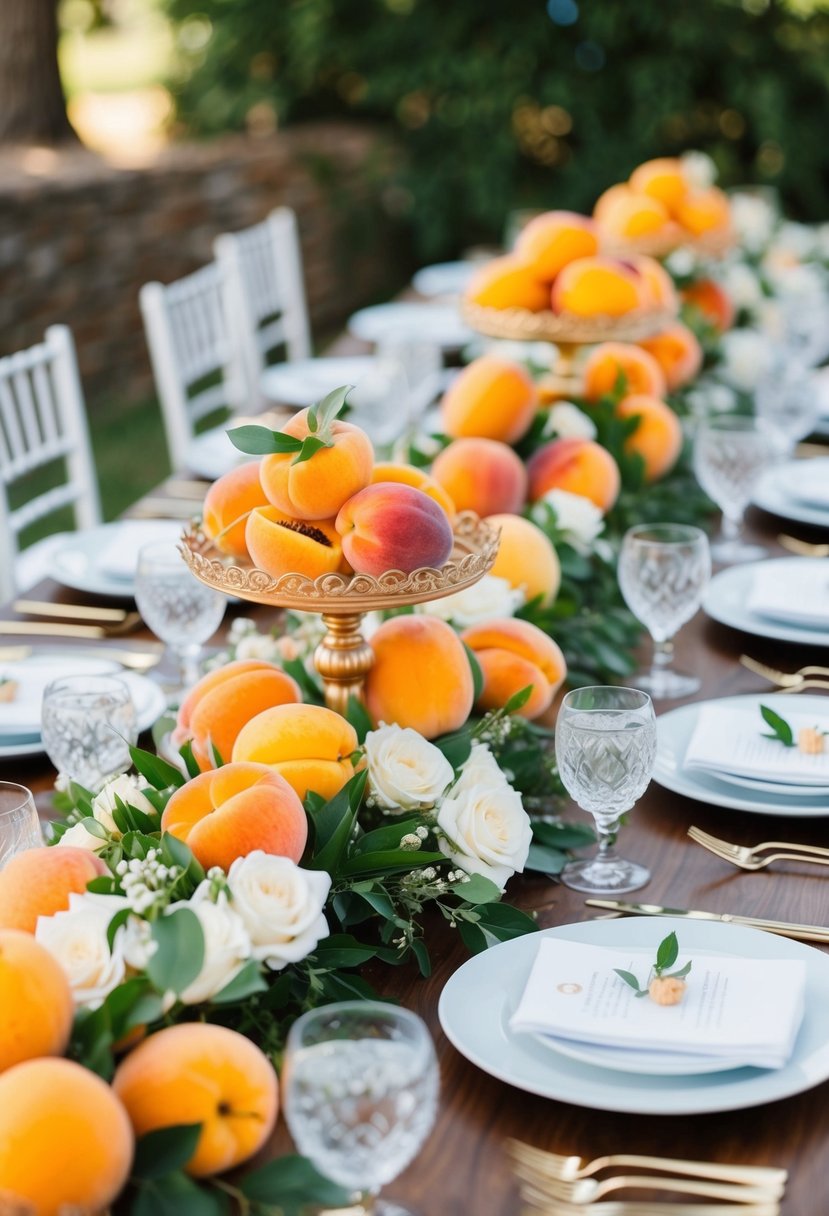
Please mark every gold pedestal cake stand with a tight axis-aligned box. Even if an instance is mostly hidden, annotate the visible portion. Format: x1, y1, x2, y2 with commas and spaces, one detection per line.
180, 512, 499, 715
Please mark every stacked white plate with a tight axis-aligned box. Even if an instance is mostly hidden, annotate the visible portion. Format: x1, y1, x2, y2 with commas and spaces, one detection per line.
412, 261, 477, 299
49, 520, 184, 598
703, 557, 829, 647
347, 302, 474, 349
753, 456, 829, 528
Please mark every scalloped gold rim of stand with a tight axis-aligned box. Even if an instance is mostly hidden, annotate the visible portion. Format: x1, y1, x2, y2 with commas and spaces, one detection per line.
179, 512, 500, 612
461, 299, 677, 345
600, 225, 737, 260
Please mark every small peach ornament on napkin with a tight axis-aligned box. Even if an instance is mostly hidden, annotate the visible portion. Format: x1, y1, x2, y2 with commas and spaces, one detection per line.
614, 931, 692, 1006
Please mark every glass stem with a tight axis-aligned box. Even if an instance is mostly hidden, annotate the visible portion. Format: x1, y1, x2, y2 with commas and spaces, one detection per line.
721, 512, 741, 543
649, 637, 674, 686
174, 644, 202, 690
595, 817, 621, 862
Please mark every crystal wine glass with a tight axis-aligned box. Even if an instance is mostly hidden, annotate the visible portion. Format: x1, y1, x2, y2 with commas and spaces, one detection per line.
0, 782, 42, 869
692, 414, 777, 563
41, 675, 137, 792
282, 1001, 439, 1216
555, 686, 656, 894
134, 541, 226, 692
618, 523, 711, 700
754, 353, 821, 455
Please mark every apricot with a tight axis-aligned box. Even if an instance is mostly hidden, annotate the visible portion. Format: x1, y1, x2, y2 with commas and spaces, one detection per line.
113, 1023, 278, 1178
638, 321, 703, 391
336, 482, 453, 577
617, 394, 684, 482
371, 461, 456, 519
593, 182, 635, 226
629, 157, 689, 215
259, 407, 373, 520
630, 255, 678, 310
431, 437, 528, 517
681, 278, 735, 333
202, 461, 269, 559
514, 211, 599, 280
0, 930, 73, 1074
551, 256, 647, 318
365, 616, 474, 739
175, 659, 280, 739
486, 513, 561, 607
0, 847, 107, 935
582, 342, 666, 401
527, 438, 621, 514
232, 703, 358, 801
246, 507, 343, 581
440, 355, 538, 444
462, 618, 567, 720
0, 1057, 133, 1216
595, 190, 671, 239
160, 761, 307, 871
675, 187, 731, 237
466, 254, 551, 312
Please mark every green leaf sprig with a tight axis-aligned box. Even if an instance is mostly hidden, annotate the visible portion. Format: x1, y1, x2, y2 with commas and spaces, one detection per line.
227, 384, 351, 465
614, 931, 692, 999
760, 704, 795, 748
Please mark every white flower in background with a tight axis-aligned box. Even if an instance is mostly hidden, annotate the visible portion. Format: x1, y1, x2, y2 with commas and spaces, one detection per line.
228, 616, 258, 645
235, 632, 283, 663
436, 774, 531, 891
36, 892, 128, 1008
717, 328, 773, 392
720, 261, 763, 312
769, 262, 826, 302
730, 195, 776, 255
364, 723, 454, 811
417, 574, 524, 628
92, 774, 155, 834
171, 885, 252, 1004
56, 820, 106, 852
815, 223, 829, 260
773, 221, 817, 262
227, 852, 331, 970
533, 488, 604, 555
664, 247, 699, 278
453, 743, 511, 794
681, 150, 716, 189
543, 401, 597, 441
485, 339, 556, 369
686, 380, 738, 419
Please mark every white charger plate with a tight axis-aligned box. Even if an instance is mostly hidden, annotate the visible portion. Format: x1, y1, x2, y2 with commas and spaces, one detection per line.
347, 303, 474, 349
703, 558, 829, 647
260, 356, 375, 408
655, 692, 829, 816
438, 916, 829, 1115
51, 521, 184, 598
702, 767, 829, 798
753, 462, 829, 528
412, 262, 477, 298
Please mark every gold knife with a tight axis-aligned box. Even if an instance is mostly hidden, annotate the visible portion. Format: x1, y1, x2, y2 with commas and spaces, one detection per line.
0, 621, 107, 639
13, 600, 129, 623
585, 900, 829, 944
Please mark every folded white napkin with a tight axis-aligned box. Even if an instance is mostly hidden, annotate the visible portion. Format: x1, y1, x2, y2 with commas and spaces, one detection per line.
747, 560, 829, 629
684, 702, 829, 786
97, 521, 184, 581
0, 657, 117, 738
785, 460, 829, 510
510, 938, 806, 1070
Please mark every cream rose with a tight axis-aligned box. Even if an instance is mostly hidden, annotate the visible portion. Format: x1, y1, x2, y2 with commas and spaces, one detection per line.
417, 575, 524, 629
171, 886, 252, 1004
227, 852, 330, 970
544, 401, 597, 441
36, 892, 128, 1008
56, 820, 106, 852
680, 150, 716, 189
364, 723, 454, 811
534, 488, 604, 555
453, 743, 510, 794
436, 777, 531, 891
92, 774, 156, 834
718, 328, 772, 392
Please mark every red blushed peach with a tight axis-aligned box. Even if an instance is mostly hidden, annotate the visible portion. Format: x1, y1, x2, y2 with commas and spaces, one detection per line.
440, 356, 538, 445
0, 848, 108, 935
681, 278, 735, 333
617, 395, 684, 482
431, 438, 528, 517
527, 438, 621, 514
638, 322, 703, 391
551, 256, 647, 318
514, 211, 598, 280
466, 255, 551, 311
259, 408, 374, 521
202, 462, 269, 559
335, 483, 453, 577
370, 463, 456, 520
462, 618, 567, 720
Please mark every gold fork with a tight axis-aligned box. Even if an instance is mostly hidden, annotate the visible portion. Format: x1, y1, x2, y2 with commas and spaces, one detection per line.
520, 1199, 781, 1216
508, 1142, 787, 1188
739, 655, 829, 688
778, 534, 829, 558
688, 826, 829, 871
513, 1169, 779, 1205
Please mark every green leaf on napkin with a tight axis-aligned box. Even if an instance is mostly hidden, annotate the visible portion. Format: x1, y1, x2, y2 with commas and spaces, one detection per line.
760, 704, 795, 747
656, 929, 679, 973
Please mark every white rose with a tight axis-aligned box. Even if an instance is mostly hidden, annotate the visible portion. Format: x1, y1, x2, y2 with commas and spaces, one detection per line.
452, 743, 511, 795
486, 339, 556, 369
56, 821, 106, 852
681, 150, 716, 190
721, 261, 763, 312
534, 488, 604, 555
364, 723, 454, 811
235, 633, 283, 662
717, 328, 772, 392
664, 247, 699, 277
417, 574, 524, 628
170, 885, 252, 1004
36, 892, 128, 1009
92, 774, 155, 834
730, 195, 776, 254
436, 778, 531, 891
227, 852, 331, 970
773, 221, 817, 262
544, 401, 597, 441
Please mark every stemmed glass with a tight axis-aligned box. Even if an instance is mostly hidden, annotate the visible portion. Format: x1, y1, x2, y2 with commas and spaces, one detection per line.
134, 541, 226, 692
378, 338, 443, 434
692, 414, 777, 563
754, 353, 821, 455
282, 1001, 439, 1216
349, 355, 412, 457
618, 524, 711, 700
0, 782, 42, 869
555, 687, 656, 894
41, 675, 137, 792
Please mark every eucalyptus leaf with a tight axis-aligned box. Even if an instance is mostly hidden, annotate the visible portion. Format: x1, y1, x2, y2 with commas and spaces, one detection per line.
147, 907, 205, 995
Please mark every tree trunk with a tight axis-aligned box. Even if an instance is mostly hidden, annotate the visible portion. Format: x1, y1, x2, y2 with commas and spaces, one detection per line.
0, 0, 77, 144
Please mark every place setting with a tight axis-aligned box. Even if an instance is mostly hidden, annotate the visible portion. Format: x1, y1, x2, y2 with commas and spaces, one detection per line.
702, 555, 829, 648
753, 455, 829, 529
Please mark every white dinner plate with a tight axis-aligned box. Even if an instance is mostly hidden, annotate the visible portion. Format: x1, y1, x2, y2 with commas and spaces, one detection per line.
534, 1033, 741, 1077
50, 521, 185, 598
412, 261, 477, 298
700, 767, 829, 798
703, 559, 829, 647
185, 427, 245, 481
654, 693, 829, 817
753, 462, 829, 528
438, 916, 829, 1115
347, 303, 474, 349
260, 356, 376, 408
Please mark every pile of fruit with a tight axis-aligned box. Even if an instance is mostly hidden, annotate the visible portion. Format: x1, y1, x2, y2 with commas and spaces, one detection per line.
594, 156, 733, 247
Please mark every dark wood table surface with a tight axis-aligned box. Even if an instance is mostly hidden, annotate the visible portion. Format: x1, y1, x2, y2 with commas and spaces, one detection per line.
2, 404, 829, 1213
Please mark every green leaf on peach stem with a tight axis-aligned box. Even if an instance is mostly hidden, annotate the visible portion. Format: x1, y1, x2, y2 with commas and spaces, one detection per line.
227, 425, 303, 455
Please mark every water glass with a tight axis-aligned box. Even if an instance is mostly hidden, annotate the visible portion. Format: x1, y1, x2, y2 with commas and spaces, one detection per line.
618, 524, 711, 700
134, 541, 226, 691
349, 356, 412, 456
378, 338, 443, 433
555, 687, 656, 894
41, 675, 137, 792
0, 782, 42, 869
692, 414, 777, 563
282, 1001, 439, 1215
755, 354, 822, 453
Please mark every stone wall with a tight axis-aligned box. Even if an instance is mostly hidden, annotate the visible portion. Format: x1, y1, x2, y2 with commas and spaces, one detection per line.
0, 123, 401, 409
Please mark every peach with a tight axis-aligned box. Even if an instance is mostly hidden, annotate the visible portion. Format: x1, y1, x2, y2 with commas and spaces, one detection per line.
551, 256, 647, 318
371, 461, 456, 519
466, 254, 551, 311
514, 211, 599, 280
113, 1023, 277, 1178
202, 461, 269, 559
336, 482, 453, 577
462, 618, 567, 720
365, 616, 474, 739
440, 355, 538, 445
259, 407, 373, 520
630, 254, 678, 310
617, 394, 684, 482
681, 278, 735, 333
232, 703, 358, 802
0, 847, 107, 935
486, 513, 561, 607
582, 342, 666, 401
431, 438, 527, 517
629, 157, 690, 215
595, 190, 671, 239
638, 321, 703, 391
675, 186, 730, 236
246, 507, 343, 581
593, 182, 635, 225
0, 930, 73, 1074
175, 659, 280, 739
527, 438, 621, 514
0, 1057, 133, 1216
160, 761, 307, 871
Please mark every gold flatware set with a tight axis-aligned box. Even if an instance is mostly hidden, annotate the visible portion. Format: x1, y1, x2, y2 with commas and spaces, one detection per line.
777, 533, 829, 558
740, 654, 829, 693
688, 825, 829, 872
584, 899, 829, 944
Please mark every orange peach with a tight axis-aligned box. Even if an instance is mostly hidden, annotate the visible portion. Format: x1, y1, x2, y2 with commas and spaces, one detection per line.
514, 211, 599, 280
630, 254, 678, 310
616, 394, 684, 482
675, 186, 730, 237
175, 659, 280, 739
629, 158, 690, 215
259, 407, 373, 520
681, 278, 735, 333
582, 342, 667, 401
202, 461, 269, 559
336, 482, 453, 577
113, 1023, 277, 1178
0, 1057, 133, 1216
527, 438, 621, 514
466, 255, 551, 311
232, 703, 358, 802
551, 256, 647, 318
486, 513, 561, 607
160, 761, 307, 871
593, 182, 635, 225
0, 847, 107, 935
462, 618, 567, 720
638, 321, 703, 391
431, 438, 527, 517
371, 462, 456, 519
246, 507, 343, 581
365, 616, 474, 739
440, 355, 538, 444
595, 190, 671, 239
0, 930, 73, 1074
